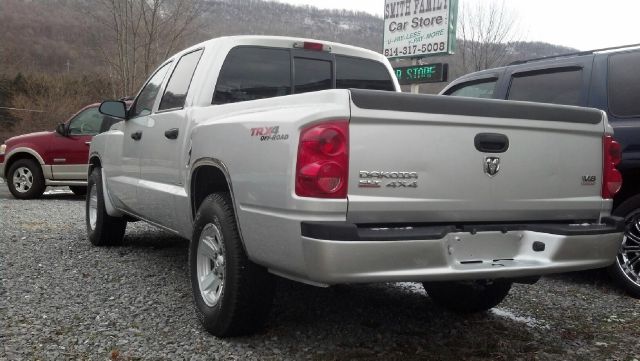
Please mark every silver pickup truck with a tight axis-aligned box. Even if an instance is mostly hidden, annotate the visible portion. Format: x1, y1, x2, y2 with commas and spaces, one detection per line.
90, 36, 624, 337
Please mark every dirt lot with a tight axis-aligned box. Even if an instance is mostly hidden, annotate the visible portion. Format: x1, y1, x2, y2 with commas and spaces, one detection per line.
1, 183, 639, 360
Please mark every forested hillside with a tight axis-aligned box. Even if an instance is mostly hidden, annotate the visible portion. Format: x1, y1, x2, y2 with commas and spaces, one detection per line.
0, 0, 576, 141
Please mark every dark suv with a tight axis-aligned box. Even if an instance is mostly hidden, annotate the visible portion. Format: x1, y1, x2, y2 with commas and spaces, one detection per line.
441, 45, 640, 297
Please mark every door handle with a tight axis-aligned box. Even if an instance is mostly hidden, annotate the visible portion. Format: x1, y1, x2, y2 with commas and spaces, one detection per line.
474, 133, 509, 153
164, 128, 179, 140
85, 141, 91, 145
131, 131, 143, 141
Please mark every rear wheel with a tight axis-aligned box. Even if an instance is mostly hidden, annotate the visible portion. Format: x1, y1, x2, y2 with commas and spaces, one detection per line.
86, 167, 126, 246
7, 159, 45, 199
608, 195, 640, 298
70, 186, 87, 196
422, 280, 512, 313
190, 193, 275, 337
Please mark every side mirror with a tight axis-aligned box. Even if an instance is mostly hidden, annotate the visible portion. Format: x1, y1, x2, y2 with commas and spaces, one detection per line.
99, 100, 127, 119
55, 123, 68, 136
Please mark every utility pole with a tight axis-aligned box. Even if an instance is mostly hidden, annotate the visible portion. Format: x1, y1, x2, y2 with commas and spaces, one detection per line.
66, 59, 70, 74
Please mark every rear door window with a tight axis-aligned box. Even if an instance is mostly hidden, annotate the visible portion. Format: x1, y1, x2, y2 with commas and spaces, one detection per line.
159, 49, 203, 111
446, 79, 498, 99
335, 55, 395, 91
213, 47, 291, 104
608, 51, 640, 117
507, 69, 583, 106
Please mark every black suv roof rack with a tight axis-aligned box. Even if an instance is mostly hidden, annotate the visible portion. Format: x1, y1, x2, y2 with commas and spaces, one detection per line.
509, 43, 640, 66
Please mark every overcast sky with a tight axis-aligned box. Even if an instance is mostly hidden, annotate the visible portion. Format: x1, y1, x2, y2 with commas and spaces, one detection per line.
272, 0, 640, 50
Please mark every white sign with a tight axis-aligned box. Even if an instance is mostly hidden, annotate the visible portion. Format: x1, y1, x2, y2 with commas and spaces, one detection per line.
383, 0, 458, 59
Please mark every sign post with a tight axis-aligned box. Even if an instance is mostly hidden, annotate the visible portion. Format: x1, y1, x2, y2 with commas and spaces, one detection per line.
410, 59, 420, 94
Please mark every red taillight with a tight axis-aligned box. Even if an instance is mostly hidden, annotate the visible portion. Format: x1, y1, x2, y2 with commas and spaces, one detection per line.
296, 121, 349, 198
602, 135, 622, 199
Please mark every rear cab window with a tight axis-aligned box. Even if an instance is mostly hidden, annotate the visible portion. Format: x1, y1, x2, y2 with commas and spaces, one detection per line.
212, 46, 395, 105
294, 57, 332, 94
335, 55, 396, 91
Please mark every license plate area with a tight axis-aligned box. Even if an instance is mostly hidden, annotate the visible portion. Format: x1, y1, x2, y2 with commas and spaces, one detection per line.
446, 231, 523, 265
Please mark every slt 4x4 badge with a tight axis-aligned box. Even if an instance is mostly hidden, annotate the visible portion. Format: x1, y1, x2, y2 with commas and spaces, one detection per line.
358, 171, 418, 189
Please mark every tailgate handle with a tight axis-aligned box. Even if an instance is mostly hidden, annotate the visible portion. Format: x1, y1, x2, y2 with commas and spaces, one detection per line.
475, 133, 509, 153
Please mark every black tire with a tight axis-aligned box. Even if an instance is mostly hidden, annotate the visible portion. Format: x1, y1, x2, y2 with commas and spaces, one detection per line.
86, 167, 126, 246
608, 194, 640, 298
69, 186, 87, 196
423, 280, 512, 313
7, 158, 46, 199
190, 193, 275, 337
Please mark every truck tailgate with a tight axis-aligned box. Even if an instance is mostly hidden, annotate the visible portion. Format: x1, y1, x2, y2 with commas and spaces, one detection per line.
347, 89, 608, 224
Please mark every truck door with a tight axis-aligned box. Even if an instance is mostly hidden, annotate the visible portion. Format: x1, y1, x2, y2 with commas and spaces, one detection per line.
107, 62, 172, 214
138, 49, 203, 229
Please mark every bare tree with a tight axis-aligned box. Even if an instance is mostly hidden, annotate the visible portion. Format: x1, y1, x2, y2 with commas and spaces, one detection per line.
93, 0, 202, 97
458, 0, 522, 73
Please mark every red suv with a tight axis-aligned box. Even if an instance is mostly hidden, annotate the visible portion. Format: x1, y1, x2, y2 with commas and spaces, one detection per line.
0, 103, 121, 199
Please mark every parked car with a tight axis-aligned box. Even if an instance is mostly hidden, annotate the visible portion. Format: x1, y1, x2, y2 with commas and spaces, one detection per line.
0, 103, 123, 199
440, 44, 640, 297
90, 35, 623, 337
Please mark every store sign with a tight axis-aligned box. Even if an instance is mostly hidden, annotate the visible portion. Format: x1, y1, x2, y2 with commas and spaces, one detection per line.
393, 63, 448, 85
383, 0, 458, 59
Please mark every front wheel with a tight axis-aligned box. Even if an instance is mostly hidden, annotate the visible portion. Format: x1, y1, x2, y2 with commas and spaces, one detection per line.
190, 193, 275, 337
608, 195, 640, 298
7, 159, 45, 199
422, 280, 512, 313
86, 168, 126, 246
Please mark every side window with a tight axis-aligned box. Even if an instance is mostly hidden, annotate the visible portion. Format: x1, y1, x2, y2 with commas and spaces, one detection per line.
335, 55, 395, 91
213, 47, 291, 104
294, 57, 332, 94
446, 79, 497, 99
130, 62, 172, 118
507, 69, 583, 106
68, 107, 102, 135
608, 51, 640, 117
159, 49, 203, 111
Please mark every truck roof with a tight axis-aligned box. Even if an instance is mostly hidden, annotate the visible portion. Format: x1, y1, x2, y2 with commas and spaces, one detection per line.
175, 35, 389, 66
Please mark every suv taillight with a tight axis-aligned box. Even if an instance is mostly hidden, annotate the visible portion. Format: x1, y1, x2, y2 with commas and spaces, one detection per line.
602, 135, 622, 199
296, 120, 349, 198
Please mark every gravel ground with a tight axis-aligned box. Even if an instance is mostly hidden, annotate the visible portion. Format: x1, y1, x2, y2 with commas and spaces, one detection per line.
1, 183, 640, 360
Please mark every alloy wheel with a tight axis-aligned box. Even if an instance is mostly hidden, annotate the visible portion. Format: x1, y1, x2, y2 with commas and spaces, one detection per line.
197, 223, 226, 307
616, 213, 640, 288
12, 166, 33, 193
88, 185, 98, 230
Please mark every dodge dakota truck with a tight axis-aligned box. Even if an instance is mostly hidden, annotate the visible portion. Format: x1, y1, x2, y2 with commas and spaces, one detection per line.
90, 36, 624, 337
